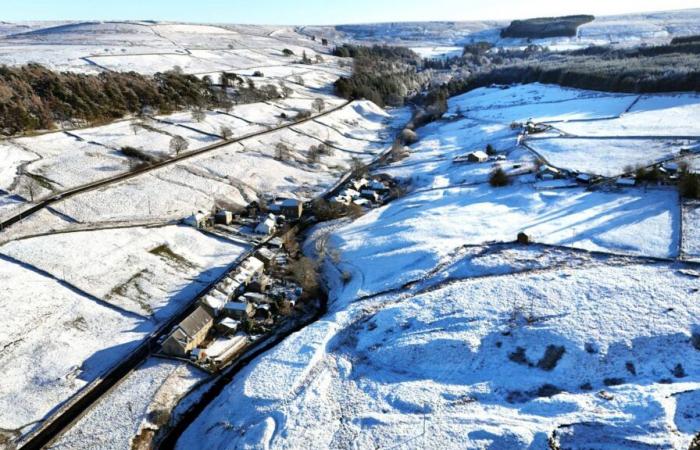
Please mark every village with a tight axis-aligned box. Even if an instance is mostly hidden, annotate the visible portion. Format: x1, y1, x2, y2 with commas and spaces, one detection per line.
157, 173, 396, 372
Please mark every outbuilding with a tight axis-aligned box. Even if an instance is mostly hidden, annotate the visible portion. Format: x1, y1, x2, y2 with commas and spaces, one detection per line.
467, 151, 489, 163
222, 301, 255, 319
215, 317, 240, 335
184, 211, 210, 229
215, 210, 234, 225
271, 198, 303, 220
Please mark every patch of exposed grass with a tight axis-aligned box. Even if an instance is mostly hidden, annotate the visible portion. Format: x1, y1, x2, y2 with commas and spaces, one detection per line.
107, 269, 154, 315
149, 244, 197, 270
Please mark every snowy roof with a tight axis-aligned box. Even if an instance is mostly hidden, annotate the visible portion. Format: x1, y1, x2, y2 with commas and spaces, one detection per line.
217, 317, 240, 330
179, 306, 214, 338
223, 302, 248, 312
616, 177, 636, 186
280, 198, 301, 206
469, 150, 489, 159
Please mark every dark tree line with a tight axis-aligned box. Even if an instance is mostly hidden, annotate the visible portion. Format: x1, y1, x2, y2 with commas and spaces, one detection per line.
332, 44, 427, 107
437, 39, 700, 96
0, 64, 224, 135
500, 15, 595, 39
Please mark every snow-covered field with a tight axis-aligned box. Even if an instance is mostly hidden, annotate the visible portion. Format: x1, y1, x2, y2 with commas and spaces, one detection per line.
2, 16, 700, 449
528, 137, 693, 177
177, 82, 700, 449
0, 224, 245, 437
0, 259, 152, 434
0, 225, 249, 318
178, 249, 700, 449
49, 358, 207, 450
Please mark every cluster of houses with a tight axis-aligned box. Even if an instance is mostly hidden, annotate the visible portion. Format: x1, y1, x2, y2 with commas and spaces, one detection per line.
254, 198, 303, 235
181, 197, 305, 241
160, 245, 301, 371
330, 176, 392, 208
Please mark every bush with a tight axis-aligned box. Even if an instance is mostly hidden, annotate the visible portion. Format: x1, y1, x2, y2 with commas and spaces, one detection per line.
400, 128, 418, 145
486, 144, 496, 156
489, 168, 510, 187
252, 70, 264, 77
679, 171, 700, 198
282, 48, 294, 56
635, 165, 663, 183
537, 345, 565, 371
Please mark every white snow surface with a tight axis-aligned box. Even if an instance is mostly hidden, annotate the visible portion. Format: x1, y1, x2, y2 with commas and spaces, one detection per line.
177, 82, 698, 450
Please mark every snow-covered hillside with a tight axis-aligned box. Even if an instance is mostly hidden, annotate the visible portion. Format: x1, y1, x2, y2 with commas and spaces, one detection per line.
177, 83, 700, 449
306, 8, 700, 56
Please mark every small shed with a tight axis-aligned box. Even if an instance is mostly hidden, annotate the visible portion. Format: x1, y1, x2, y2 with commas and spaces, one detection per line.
279, 198, 303, 220
330, 195, 351, 206
616, 177, 636, 187
467, 151, 489, 163
341, 189, 361, 199
253, 303, 272, 321
215, 317, 240, 335
243, 292, 273, 305
353, 198, 370, 207
368, 180, 389, 193
184, 212, 209, 229
222, 301, 255, 319
215, 210, 233, 225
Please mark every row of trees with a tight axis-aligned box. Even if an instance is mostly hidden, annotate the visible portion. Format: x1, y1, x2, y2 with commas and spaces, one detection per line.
0, 64, 226, 135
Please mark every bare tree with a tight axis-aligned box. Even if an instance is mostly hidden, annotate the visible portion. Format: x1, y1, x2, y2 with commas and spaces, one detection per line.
191, 107, 206, 123
170, 135, 189, 156
312, 98, 325, 113
130, 120, 142, 135
279, 82, 293, 98
220, 126, 233, 140
350, 157, 367, 177
308, 145, 321, 163
25, 177, 40, 202
274, 142, 291, 161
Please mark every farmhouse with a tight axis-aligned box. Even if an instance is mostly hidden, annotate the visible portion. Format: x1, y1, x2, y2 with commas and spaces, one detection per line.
367, 179, 389, 193
162, 306, 215, 357
184, 211, 210, 229
255, 215, 277, 235
254, 247, 275, 266
270, 198, 304, 220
